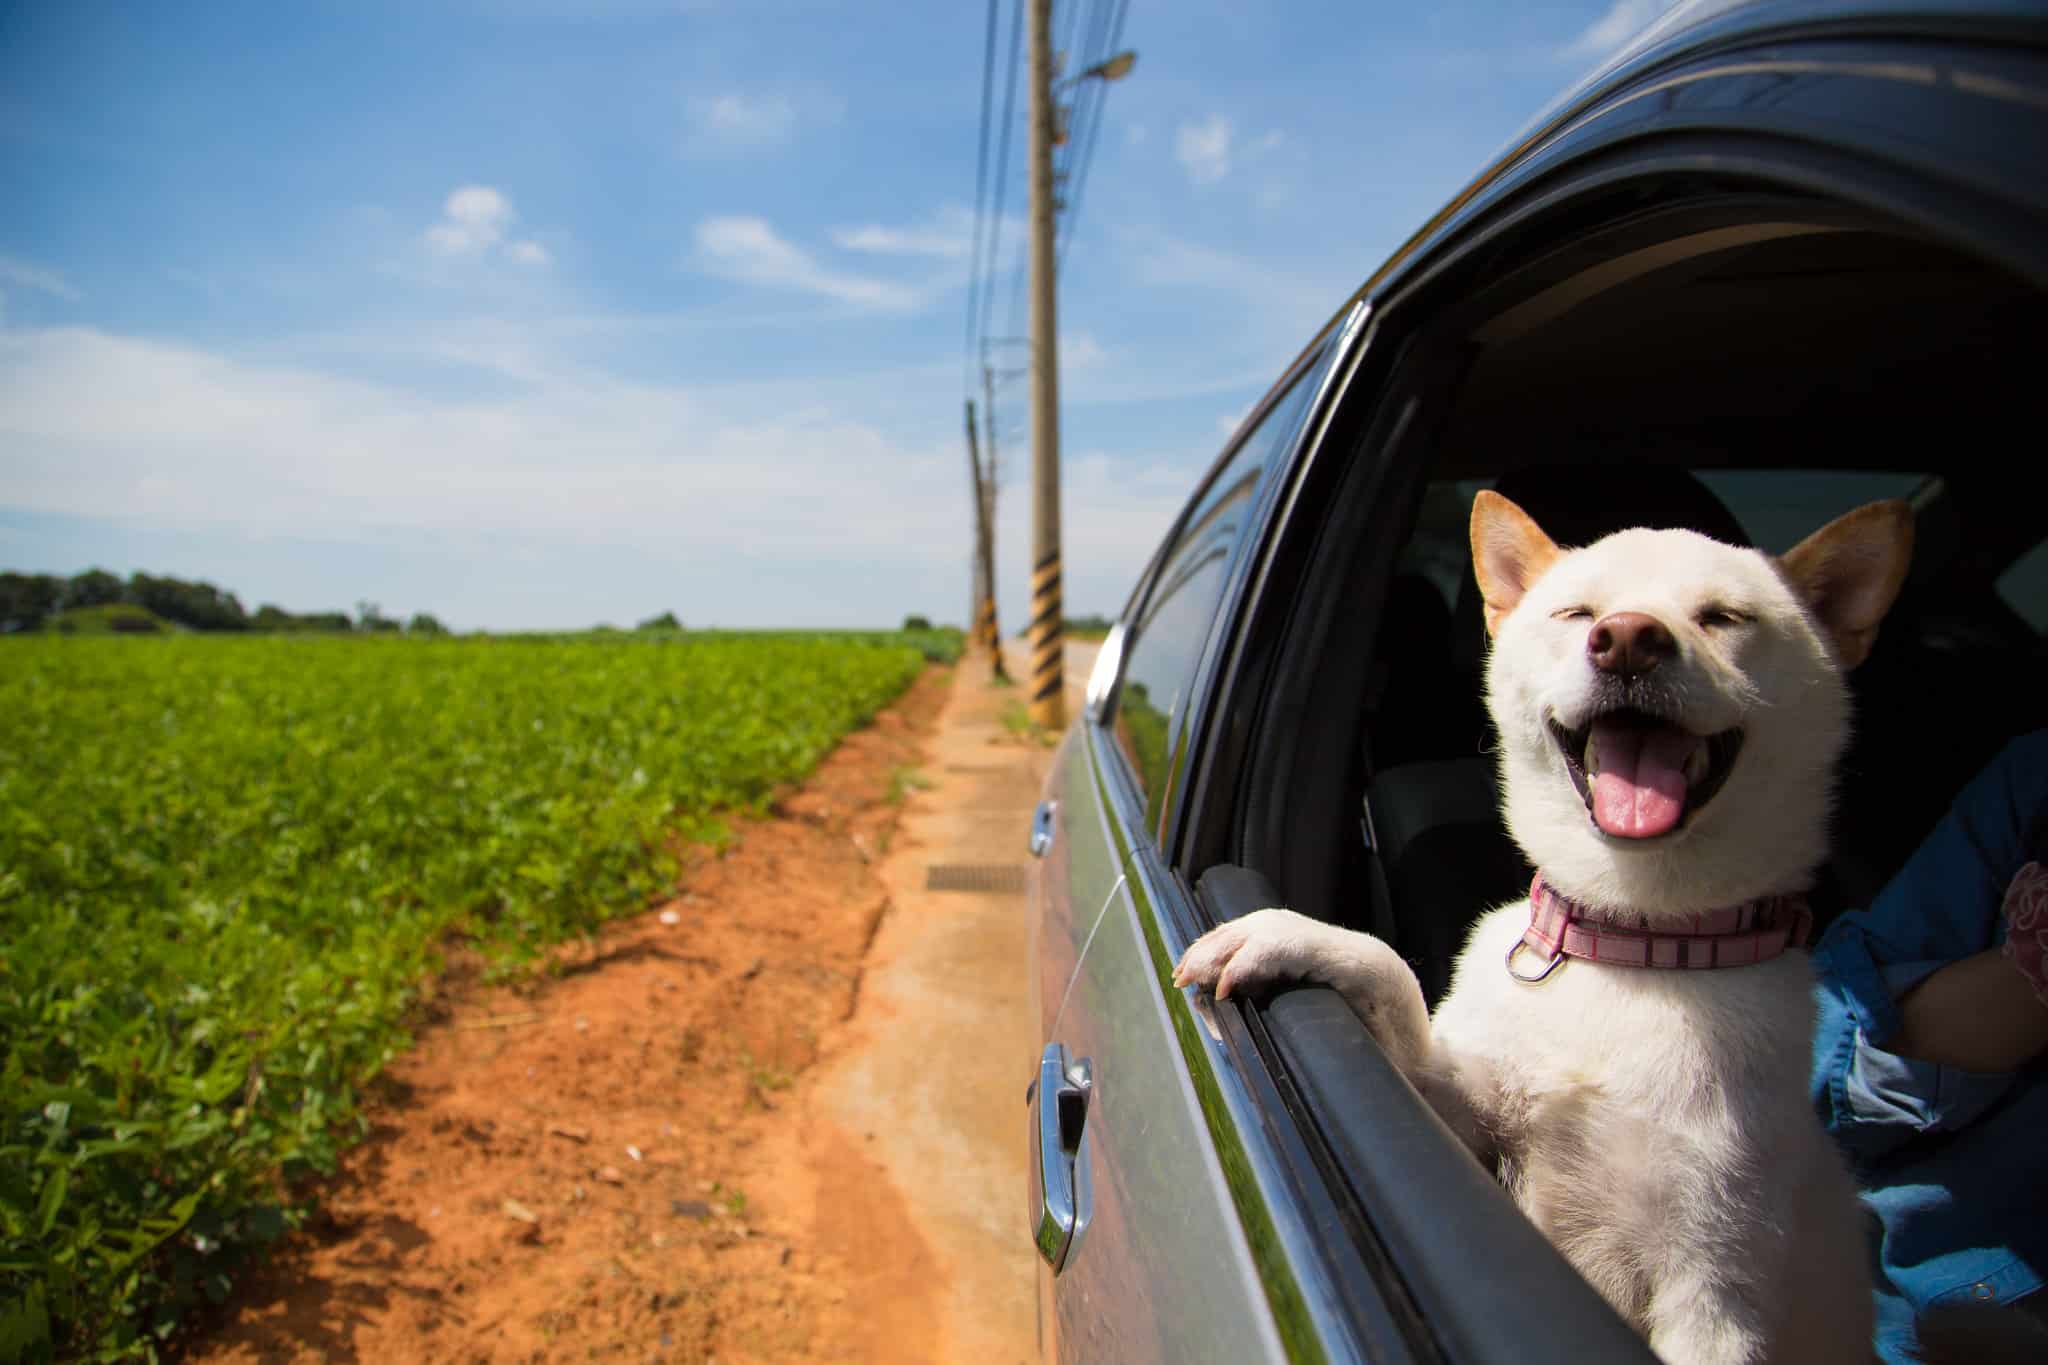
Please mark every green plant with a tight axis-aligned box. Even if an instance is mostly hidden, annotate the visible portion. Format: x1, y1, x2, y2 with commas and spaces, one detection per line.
0, 631, 926, 1357
739, 1050, 793, 1099
886, 767, 933, 803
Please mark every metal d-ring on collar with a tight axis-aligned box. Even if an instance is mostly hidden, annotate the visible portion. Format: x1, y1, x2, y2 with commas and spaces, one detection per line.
1505, 937, 1566, 984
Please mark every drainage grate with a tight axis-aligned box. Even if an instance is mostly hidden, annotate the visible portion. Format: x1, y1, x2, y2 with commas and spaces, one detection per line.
926, 863, 1029, 894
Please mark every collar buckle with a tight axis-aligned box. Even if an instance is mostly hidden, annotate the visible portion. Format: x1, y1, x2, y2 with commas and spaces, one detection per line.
1505, 936, 1566, 984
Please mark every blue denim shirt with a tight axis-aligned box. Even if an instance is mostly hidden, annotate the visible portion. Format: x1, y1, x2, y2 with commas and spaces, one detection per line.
1809, 730, 2048, 1364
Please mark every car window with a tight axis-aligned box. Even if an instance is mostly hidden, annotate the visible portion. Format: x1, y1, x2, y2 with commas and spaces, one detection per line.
1994, 538, 2048, 633
1694, 470, 1927, 552
1113, 365, 1322, 834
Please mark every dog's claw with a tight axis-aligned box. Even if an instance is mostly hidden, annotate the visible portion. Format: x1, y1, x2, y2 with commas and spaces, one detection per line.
1174, 908, 1312, 1002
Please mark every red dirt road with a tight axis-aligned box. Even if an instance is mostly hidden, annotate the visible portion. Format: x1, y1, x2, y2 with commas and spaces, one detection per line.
183, 659, 1046, 1364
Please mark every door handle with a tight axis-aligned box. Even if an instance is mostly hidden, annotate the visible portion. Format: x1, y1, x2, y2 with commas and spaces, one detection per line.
1030, 799, 1058, 858
1028, 1042, 1094, 1272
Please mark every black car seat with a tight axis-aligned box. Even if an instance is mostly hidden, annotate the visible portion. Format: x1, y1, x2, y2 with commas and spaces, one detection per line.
1365, 463, 1752, 1006
1363, 572, 1460, 773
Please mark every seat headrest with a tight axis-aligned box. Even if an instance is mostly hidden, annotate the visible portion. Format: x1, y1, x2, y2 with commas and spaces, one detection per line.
1488, 463, 1751, 552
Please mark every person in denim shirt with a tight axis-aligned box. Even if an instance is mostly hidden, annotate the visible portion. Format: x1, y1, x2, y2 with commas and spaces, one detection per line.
1810, 729, 2048, 1362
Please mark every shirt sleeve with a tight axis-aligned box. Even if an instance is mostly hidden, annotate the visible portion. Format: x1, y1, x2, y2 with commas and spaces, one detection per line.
1810, 730, 2048, 1151
1831, 1019, 2018, 1163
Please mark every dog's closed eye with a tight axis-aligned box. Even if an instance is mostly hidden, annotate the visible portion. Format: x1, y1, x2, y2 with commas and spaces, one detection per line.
1551, 606, 1595, 622
1694, 606, 1749, 629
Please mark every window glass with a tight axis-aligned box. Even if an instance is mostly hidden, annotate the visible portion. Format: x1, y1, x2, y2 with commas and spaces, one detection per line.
1695, 470, 1926, 552
1995, 537, 2048, 634
1113, 366, 1322, 829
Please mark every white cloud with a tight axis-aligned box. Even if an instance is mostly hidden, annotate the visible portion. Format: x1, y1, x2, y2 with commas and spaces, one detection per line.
694, 216, 919, 311
992, 449, 1188, 622
0, 324, 1191, 630
1061, 330, 1107, 372
685, 91, 799, 151
0, 326, 937, 550
1566, 0, 1677, 58
1176, 114, 1233, 186
420, 186, 552, 269
830, 206, 977, 260
424, 185, 514, 255
0, 255, 81, 301
1122, 229, 1332, 341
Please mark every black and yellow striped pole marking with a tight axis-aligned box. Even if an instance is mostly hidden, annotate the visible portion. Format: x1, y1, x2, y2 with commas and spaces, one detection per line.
1029, 550, 1065, 728
976, 594, 998, 655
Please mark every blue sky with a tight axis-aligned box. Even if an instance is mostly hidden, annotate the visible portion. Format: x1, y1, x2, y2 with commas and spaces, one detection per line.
1, 0, 1674, 631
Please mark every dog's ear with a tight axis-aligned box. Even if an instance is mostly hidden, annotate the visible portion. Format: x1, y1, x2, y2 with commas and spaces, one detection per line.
1470, 490, 1561, 636
1777, 499, 1914, 669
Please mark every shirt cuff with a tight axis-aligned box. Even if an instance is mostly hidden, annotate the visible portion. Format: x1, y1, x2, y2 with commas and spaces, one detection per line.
1838, 1027, 2017, 1145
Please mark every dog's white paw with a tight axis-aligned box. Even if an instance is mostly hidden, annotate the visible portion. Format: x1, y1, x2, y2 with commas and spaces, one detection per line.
1173, 908, 1432, 1069
1172, 907, 1347, 1002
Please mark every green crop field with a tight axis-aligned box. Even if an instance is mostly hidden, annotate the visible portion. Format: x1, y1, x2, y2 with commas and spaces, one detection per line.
0, 629, 953, 1359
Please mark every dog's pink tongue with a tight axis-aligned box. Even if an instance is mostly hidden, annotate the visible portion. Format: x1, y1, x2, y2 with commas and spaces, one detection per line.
1590, 720, 1698, 838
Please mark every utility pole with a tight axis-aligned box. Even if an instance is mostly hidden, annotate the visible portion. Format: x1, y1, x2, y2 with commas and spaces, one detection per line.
1026, 0, 1065, 729
981, 363, 1005, 673
964, 398, 1007, 676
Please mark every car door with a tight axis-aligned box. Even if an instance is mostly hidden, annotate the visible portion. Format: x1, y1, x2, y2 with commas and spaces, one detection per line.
1027, 331, 1349, 1364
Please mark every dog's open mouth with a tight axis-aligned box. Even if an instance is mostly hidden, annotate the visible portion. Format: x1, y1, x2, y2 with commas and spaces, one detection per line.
1547, 709, 1743, 840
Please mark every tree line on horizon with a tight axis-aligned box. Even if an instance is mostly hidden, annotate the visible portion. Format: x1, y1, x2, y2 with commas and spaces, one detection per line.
0, 568, 447, 637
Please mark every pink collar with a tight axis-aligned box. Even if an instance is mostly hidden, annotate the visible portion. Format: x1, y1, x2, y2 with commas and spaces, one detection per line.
1506, 873, 1812, 983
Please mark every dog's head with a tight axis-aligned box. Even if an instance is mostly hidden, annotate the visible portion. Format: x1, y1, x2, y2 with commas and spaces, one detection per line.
1471, 491, 1913, 913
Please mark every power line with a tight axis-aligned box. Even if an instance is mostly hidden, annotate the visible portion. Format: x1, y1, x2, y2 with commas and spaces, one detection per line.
977, 0, 1025, 389
1057, 0, 1088, 89
963, 0, 1000, 395
980, 0, 1134, 463
1069, 0, 1117, 165
1059, 0, 1130, 267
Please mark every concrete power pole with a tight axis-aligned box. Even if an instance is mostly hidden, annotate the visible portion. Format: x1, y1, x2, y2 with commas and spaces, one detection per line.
1026, 0, 1065, 730
964, 398, 1007, 675
980, 365, 1008, 678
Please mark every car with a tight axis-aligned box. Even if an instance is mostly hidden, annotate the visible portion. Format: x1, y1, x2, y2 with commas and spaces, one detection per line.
1023, 1, 2048, 1360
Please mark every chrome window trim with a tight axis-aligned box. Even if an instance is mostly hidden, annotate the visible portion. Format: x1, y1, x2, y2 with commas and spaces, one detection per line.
1082, 621, 1127, 724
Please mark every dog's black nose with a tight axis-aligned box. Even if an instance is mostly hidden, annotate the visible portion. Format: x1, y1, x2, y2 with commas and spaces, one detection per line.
1588, 611, 1674, 677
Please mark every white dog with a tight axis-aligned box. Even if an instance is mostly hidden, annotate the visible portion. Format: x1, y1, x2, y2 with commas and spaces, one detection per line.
1175, 490, 1916, 1365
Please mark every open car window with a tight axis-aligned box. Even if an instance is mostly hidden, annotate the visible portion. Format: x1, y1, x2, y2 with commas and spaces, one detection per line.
1107, 356, 1326, 841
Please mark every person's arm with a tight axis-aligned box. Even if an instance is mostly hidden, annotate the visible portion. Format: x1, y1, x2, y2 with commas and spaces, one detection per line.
1890, 947, 2048, 1073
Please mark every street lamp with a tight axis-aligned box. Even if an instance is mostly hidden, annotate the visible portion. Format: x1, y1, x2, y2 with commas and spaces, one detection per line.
1078, 50, 1137, 83
1054, 51, 1137, 146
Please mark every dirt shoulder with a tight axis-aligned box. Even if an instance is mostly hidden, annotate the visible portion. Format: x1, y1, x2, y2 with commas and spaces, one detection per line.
182, 658, 1041, 1364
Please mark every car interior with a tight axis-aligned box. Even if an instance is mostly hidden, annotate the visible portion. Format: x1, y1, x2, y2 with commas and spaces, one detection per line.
1222, 192, 2048, 1009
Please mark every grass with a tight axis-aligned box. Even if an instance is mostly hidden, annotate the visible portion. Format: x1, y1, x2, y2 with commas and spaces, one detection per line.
713, 1183, 748, 1219
886, 766, 934, 804
998, 699, 1058, 746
